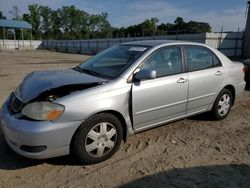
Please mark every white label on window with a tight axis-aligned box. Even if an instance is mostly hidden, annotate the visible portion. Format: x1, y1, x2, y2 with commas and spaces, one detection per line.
128, 47, 147, 52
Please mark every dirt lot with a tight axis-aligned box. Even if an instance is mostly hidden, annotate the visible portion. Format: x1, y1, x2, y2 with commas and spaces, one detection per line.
0, 50, 249, 188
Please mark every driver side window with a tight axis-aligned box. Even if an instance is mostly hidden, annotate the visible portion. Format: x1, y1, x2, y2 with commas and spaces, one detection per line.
140, 46, 182, 78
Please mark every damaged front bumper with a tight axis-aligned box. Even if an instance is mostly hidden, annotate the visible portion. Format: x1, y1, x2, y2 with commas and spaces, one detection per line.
0, 99, 82, 159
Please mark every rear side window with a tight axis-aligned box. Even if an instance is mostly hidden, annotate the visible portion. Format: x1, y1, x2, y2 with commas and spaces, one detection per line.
185, 46, 222, 72
213, 54, 221, 67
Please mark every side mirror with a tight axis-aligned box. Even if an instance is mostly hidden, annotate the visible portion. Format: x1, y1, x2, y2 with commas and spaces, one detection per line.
134, 69, 156, 80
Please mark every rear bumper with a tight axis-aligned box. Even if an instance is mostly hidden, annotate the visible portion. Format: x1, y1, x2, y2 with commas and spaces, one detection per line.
235, 81, 246, 96
0, 100, 82, 159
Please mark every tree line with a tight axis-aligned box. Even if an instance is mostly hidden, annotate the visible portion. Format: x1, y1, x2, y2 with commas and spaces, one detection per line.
0, 5, 212, 40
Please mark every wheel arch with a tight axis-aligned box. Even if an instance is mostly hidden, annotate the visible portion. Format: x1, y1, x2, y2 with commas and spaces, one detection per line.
70, 109, 128, 152
95, 110, 128, 142
223, 85, 236, 105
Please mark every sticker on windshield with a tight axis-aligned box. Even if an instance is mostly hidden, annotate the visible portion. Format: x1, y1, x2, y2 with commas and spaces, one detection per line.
128, 47, 147, 52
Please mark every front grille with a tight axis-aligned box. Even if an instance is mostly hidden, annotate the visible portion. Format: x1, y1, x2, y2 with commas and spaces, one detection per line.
8, 93, 24, 114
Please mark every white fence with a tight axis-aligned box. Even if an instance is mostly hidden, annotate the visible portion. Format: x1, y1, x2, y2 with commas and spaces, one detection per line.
0, 40, 42, 50
205, 32, 243, 57
0, 32, 244, 57
41, 32, 243, 57
42, 33, 207, 55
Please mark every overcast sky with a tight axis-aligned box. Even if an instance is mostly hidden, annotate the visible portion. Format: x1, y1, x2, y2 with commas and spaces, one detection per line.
0, 0, 248, 32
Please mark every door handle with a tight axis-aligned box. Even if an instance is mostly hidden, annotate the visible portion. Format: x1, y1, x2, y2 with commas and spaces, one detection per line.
177, 78, 187, 84
215, 70, 222, 76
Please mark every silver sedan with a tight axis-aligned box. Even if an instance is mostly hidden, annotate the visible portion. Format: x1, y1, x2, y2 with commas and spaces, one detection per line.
0, 40, 246, 164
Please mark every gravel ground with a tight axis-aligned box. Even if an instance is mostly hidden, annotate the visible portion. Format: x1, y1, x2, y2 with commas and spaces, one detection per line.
0, 50, 249, 188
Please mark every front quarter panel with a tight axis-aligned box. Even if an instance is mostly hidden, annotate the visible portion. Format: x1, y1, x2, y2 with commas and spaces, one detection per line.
53, 78, 132, 131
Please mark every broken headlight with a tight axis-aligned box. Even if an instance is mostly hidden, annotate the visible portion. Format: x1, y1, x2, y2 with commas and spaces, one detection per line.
21, 102, 65, 121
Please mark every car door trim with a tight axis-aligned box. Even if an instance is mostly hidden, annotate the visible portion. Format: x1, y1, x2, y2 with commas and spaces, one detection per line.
135, 99, 188, 115
134, 108, 207, 132
187, 92, 217, 102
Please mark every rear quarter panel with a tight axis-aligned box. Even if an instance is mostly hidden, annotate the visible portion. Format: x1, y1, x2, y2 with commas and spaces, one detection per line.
207, 46, 245, 96
227, 61, 246, 95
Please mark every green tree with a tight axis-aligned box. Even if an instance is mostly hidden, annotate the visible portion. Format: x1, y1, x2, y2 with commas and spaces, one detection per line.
98, 12, 113, 38
50, 9, 62, 39
59, 6, 88, 39
112, 27, 126, 38
142, 17, 159, 36
156, 17, 211, 35
187, 21, 212, 33
39, 6, 53, 39
88, 12, 112, 39
113, 17, 159, 38
158, 23, 175, 35
29, 4, 41, 39
23, 4, 41, 39
15, 4, 213, 40
174, 17, 187, 33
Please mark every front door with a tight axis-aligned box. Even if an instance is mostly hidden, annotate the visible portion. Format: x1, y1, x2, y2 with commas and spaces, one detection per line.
132, 46, 188, 131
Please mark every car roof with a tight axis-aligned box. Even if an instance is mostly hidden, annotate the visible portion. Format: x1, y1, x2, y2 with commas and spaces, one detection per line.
120, 40, 204, 47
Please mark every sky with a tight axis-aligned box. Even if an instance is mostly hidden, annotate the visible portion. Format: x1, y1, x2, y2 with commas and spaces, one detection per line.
0, 0, 248, 32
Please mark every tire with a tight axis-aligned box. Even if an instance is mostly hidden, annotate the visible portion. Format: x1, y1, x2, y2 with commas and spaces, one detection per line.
71, 113, 123, 164
211, 88, 233, 120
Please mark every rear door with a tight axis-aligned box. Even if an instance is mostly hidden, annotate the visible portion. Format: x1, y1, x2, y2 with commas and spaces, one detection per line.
184, 45, 224, 115
132, 45, 188, 131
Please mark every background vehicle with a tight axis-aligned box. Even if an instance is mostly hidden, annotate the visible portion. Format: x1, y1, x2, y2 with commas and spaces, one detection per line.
243, 59, 250, 83
0, 40, 246, 164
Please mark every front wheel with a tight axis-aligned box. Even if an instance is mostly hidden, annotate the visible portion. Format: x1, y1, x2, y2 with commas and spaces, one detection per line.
211, 88, 233, 120
71, 113, 123, 164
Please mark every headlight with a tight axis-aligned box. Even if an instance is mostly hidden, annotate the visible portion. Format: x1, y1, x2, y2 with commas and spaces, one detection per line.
21, 102, 65, 121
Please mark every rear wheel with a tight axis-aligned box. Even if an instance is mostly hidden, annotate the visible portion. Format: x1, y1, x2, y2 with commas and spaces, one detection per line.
71, 113, 123, 164
211, 88, 233, 120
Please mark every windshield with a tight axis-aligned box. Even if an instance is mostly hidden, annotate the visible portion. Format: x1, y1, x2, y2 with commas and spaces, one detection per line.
77, 45, 149, 79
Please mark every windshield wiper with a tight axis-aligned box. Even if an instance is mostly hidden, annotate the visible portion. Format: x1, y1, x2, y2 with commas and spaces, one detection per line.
73, 66, 104, 77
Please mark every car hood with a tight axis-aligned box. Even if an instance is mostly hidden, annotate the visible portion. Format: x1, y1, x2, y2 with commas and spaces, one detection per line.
16, 69, 108, 103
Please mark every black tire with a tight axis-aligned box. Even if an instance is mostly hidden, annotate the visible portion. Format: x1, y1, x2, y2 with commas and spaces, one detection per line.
71, 113, 123, 164
211, 88, 233, 120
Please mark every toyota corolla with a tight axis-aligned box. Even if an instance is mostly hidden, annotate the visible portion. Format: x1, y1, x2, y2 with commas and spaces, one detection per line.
0, 40, 246, 164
